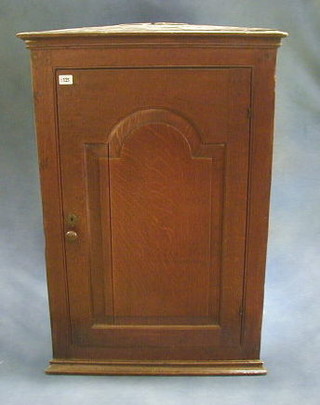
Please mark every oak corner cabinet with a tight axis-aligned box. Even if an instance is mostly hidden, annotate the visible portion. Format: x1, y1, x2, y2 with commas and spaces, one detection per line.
17, 23, 287, 376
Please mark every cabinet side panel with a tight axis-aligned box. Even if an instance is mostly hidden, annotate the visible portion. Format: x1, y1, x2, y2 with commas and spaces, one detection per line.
241, 49, 278, 357
30, 50, 71, 357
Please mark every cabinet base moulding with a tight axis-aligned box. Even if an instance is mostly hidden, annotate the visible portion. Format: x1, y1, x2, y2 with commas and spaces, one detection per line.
46, 359, 267, 376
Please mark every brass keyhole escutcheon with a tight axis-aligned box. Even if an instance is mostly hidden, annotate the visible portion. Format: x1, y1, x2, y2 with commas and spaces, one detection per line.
67, 213, 79, 226
65, 230, 78, 242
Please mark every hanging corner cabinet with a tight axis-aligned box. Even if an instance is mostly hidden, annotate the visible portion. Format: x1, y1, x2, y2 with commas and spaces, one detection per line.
17, 23, 287, 376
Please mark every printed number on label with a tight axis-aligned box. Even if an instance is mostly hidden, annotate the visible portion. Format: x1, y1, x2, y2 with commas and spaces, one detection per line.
58, 75, 73, 85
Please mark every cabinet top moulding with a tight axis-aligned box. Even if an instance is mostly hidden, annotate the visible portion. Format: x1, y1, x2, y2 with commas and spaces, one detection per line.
17, 22, 288, 49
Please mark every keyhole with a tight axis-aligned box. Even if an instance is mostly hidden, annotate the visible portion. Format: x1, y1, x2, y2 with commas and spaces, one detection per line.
67, 213, 78, 226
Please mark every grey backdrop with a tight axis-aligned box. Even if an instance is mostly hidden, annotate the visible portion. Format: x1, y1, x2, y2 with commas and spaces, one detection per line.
1, 1, 319, 404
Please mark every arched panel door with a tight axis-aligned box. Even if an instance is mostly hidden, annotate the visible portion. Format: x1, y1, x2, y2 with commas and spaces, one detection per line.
57, 67, 251, 359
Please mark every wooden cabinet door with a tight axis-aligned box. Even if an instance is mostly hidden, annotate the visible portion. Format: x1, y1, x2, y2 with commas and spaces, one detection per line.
56, 67, 251, 359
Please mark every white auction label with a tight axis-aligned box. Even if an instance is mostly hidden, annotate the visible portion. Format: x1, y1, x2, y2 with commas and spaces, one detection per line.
58, 74, 73, 85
